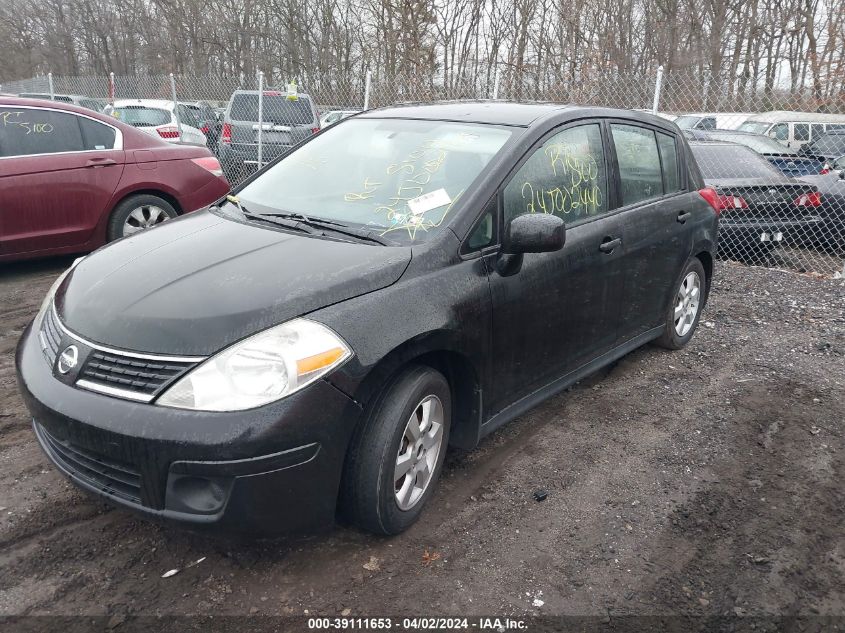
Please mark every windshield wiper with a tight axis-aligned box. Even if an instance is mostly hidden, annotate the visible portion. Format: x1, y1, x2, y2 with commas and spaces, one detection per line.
223, 196, 316, 234
259, 212, 392, 245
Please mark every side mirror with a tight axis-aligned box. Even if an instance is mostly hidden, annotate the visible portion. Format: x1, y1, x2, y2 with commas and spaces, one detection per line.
503, 213, 565, 254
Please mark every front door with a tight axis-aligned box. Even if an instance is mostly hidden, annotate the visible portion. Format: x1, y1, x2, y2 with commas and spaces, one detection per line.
0, 106, 124, 256
486, 121, 625, 415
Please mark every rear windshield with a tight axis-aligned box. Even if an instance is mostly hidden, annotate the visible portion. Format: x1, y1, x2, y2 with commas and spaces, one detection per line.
738, 121, 771, 135
229, 94, 314, 125
807, 133, 845, 156
112, 106, 170, 127
690, 144, 781, 179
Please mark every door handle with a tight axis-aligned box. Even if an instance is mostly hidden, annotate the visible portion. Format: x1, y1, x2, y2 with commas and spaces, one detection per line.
599, 237, 621, 253
85, 158, 117, 168
677, 211, 691, 223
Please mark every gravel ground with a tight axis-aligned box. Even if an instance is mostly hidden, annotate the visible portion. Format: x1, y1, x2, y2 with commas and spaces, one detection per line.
0, 257, 843, 627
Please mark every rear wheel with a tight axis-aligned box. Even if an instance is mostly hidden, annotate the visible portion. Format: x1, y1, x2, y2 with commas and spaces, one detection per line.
341, 365, 451, 535
655, 257, 707, 350
107, 194, 177, 241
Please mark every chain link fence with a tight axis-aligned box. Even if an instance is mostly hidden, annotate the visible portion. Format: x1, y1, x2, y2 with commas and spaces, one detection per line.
3, 68, 844, 277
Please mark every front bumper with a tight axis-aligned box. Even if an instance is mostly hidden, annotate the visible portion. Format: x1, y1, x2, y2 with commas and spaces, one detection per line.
15, 320, 362, 535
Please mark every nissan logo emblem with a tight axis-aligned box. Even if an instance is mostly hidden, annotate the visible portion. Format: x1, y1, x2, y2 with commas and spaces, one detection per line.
57, 345, 79, 374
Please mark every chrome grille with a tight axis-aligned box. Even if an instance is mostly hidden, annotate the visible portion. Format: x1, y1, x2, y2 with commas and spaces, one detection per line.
79, 351, 195, 398
39, 308, 62, 365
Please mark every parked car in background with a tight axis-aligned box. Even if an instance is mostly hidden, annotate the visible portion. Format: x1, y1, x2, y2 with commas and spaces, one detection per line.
0, 97, 229, 262
684, 129, 824, 177
16, 103, 717, 536
185, 100, 223, 153
219, 89, 320, 180
674, 112, 752, 131
798, 167, 845, 253
19, 93, 104, 113
319, 109, 360, 127
688, 140, 824, 261
738, 111, 845, 150
798, 129, 845, 164
104, 99, 207, 146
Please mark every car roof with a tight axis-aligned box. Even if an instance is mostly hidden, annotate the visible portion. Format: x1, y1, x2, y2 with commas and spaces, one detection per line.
2, 96, 108, 116
113, 99, 178, 109
232, 90, 312, 97
359, 101, 572, 126
743, 111, 845, 123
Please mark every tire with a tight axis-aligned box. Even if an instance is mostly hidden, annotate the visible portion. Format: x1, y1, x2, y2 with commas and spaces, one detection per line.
107, 194, 177, 242
654, 257, 707, 350
340, 365, 451, 535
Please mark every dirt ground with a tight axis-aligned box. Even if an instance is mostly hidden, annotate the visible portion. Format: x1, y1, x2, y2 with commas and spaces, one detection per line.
0, 257, 843, 627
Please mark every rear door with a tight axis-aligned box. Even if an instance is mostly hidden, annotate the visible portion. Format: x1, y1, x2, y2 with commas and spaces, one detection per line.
607, 122, 696, 340
0, 106, 124, 256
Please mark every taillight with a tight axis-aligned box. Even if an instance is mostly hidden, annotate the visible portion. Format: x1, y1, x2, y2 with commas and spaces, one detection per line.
698, 188, 748, 215
157, 126, 180, 139
820, 163, 830, 175
311, 127, 320, 134
200, 125, 209, 134
794, 191, 822, 207
221, 123, 232, 145
191, 156, 225, 179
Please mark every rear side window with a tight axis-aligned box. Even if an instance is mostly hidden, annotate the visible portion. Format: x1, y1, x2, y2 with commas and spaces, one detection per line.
78, 117, 117, 150
229, 94, 314, 125
503, 123, 609, 225
794, 123, 810, 142
690, 145, 781, 179
699, 118, 717, 130
112, 106, 170, 127
0, 107, 84, 157
610, 124, 663, 205
656, 132, 681, 193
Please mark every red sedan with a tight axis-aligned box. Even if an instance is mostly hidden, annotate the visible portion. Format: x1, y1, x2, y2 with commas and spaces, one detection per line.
0, 97, 230, 262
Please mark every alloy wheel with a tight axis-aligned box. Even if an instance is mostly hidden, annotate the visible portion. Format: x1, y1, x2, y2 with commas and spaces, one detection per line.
123, 205, 170, 237
674, 271, 701, 337
394, 395, 445, 511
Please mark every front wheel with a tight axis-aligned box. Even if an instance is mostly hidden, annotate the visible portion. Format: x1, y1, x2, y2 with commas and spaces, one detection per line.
655, 257, 707, 350
340, 365, 451, 535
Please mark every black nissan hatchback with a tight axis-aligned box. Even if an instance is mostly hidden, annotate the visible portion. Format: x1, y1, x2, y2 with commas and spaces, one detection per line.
16, 103, 718, 535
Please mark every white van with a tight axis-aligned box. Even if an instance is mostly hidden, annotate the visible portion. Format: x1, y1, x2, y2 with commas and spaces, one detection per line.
673, 112, 753, 131
738, 111, 845, 150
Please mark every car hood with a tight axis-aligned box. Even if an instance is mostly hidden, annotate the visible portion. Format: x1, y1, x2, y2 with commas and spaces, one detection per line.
56, 210, 412, 356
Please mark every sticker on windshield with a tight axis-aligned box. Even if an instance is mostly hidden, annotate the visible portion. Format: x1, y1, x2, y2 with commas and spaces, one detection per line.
407, 189, 451, 215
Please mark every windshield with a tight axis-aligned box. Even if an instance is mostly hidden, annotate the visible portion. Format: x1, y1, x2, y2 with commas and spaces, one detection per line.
691, 144, 781, 179
230, 94, 314, 125
710, 133, 793, 155
807, 134, 845, 156
235, 118, 514, 244
738, 121, 771, 135
112, 106, 170, 127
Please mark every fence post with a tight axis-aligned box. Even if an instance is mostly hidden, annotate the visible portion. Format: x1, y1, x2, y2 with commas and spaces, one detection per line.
169, 73, 182, 142
109, 72, 115, 105
363, 70, 372, 110
492, 66, 500, 100
48, 73, 55, 100
257, 71, 264, 168
651, 65, 664, 114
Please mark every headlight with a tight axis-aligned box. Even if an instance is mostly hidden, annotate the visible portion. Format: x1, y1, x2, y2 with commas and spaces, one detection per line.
36, 256, 85, 323
156, 319, 351, 411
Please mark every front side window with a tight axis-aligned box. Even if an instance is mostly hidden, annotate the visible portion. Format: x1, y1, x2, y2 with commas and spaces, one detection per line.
234, 118, 514, 244
610, 124, 664, 205
0, 107, 84, 157
698, 117, 717, 130
503, 123, 608, 226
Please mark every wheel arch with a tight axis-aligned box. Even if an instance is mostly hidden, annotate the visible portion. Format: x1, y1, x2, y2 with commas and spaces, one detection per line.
345, 336, 484, 451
